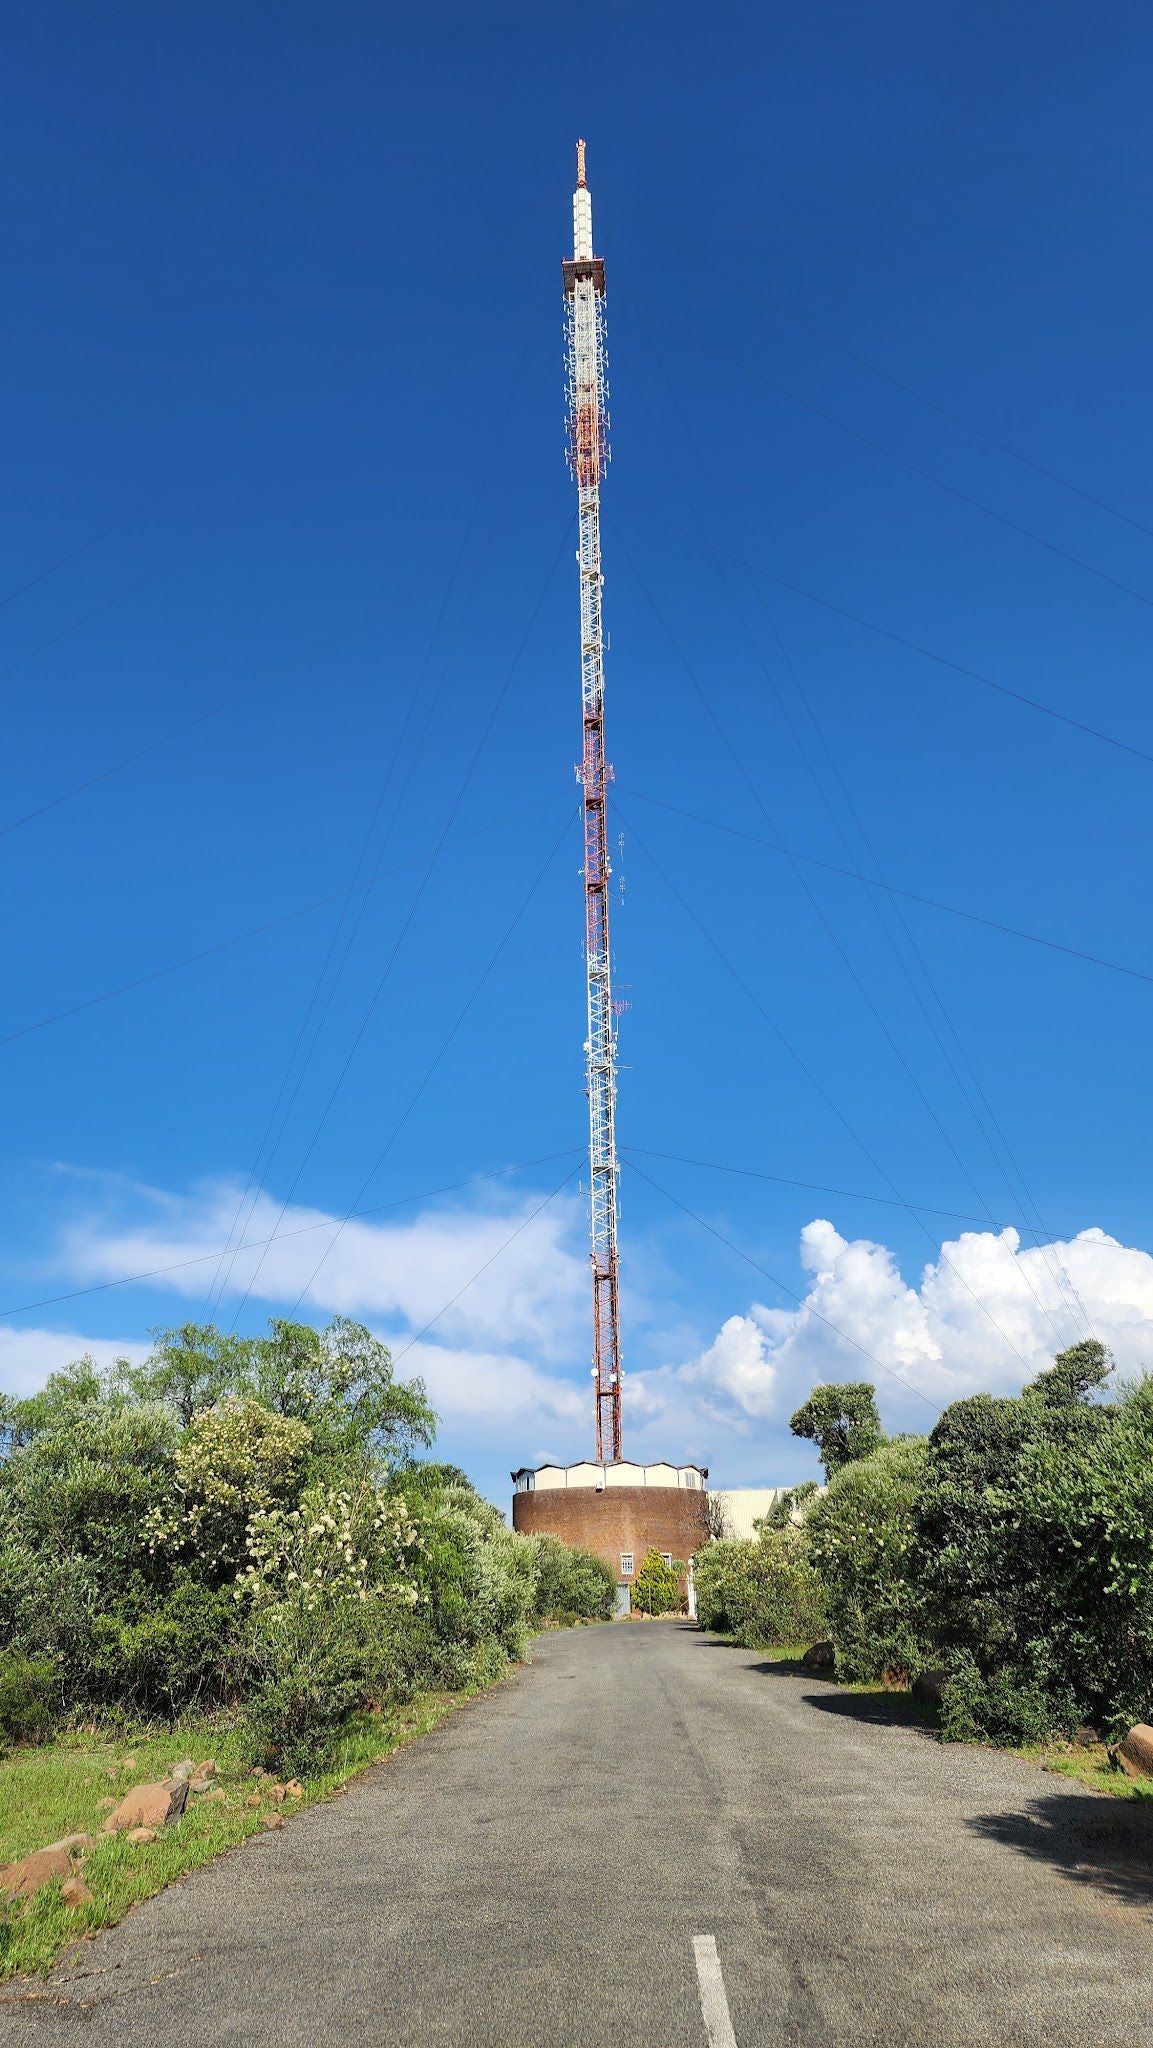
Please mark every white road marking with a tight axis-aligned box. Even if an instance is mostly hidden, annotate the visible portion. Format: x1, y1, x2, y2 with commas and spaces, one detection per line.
693, 1934, 738, 2048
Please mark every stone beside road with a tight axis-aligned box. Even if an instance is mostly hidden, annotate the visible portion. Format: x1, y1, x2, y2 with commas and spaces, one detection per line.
1, 1758, 225, 1905
801, 1639, 835, 1670
1117, 1721, 1153, 1779
102, 1778, 189, 1833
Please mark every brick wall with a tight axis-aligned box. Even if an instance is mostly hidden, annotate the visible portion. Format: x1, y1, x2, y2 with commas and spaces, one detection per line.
511, 1484, 710, 1584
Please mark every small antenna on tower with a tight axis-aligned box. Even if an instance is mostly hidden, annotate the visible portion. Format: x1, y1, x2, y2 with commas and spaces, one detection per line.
576, 138, 587, 188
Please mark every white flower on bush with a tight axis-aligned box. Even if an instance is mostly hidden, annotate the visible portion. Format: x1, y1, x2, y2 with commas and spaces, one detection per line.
233, 1479, 420, 1615
145, 1398, 312, 1573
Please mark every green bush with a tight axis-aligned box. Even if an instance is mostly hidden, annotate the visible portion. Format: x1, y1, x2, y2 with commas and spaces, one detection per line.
938, 1649, 1075, 1747
912, 1340, 1138, 1739
0, 1653, 59, 1746
240, 1627, 364, 1776
530, 1536, 615, 1624
807, 1437, 930, 1682
713, 1342, 1153, 1750
93, 1574, 242, 1716
385, 1476, 539, 1690
630, 1548, 682, 1615
1007, 1370, 1153, 1736
0, 1319, 533, 1747
694, 1527, 826, 1645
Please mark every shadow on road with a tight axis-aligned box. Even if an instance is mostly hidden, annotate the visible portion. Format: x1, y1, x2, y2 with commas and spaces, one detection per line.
797, 1686, 942, 1737
696, 1636, 943, 1735
966, 1792, 1153, 1914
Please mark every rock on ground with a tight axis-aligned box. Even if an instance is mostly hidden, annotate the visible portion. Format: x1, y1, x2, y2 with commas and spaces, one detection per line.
1117, 1724, 1153, 1778
802, 1640, 835, 1671
103, 1781, 188, 1833
0, 1845, 76, 1899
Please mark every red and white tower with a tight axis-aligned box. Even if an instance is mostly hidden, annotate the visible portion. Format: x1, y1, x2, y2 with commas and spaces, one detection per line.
563, 140, 622, 1462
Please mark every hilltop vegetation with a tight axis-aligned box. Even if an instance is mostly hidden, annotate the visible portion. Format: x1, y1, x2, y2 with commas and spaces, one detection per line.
698, 1341, 1153, 1748
0, 1317, 613, 1775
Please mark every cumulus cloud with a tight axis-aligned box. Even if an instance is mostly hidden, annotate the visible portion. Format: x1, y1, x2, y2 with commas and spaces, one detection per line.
634, 1218, 1153, 1441
392, 1337, 586, 1432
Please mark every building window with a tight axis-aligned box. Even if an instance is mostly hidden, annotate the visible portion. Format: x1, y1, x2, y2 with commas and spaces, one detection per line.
620, 1552, 633, 1576
683, 1470, 696, 1487
661, 1553, 672, 1567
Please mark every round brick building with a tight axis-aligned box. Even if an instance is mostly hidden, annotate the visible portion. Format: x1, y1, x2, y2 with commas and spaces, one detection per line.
511, 1459, 710, 1609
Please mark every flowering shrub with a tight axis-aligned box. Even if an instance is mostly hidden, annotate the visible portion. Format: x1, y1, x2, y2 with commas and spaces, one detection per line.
0, 1318, 606, 1757
233, 1481, 422, 1612
235, 1506, 401, 1769
145, 1399, 312, 1580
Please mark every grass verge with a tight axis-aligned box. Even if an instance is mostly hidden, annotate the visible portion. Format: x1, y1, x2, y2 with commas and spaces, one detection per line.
0, 1681, 495, 1984
1023, 1740, 1153, 1801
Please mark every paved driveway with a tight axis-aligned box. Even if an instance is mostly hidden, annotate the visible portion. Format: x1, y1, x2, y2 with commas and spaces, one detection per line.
3, 1624, 1152, 2045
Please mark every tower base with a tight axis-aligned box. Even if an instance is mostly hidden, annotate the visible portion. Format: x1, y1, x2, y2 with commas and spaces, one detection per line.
511, 1458, 710, 1606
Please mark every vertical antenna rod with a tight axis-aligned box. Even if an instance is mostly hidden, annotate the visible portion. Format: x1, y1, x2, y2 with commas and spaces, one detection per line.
563, 139, 622, 1462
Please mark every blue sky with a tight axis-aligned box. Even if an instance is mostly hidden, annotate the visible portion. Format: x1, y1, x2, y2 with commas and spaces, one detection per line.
5, 0, 1153, 1501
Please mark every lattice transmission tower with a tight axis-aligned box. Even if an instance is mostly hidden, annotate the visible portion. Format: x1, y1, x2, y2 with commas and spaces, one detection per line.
563, 140, 622, 1462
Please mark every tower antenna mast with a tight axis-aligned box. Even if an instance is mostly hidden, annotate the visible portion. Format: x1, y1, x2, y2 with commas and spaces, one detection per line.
563, 139, 622, 1461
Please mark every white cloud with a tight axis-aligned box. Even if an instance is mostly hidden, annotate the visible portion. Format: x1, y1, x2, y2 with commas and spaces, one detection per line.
0, 1327, 148, 1400
25, 1171, 592, 1440
17, 1169, 1153, 1474
391, 1337, 586, 1431
634, 1219, 1153, 1442
59, 1176, 587, 1358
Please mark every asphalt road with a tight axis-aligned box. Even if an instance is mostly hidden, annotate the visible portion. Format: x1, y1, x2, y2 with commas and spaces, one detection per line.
4, 1623, 1153, 2046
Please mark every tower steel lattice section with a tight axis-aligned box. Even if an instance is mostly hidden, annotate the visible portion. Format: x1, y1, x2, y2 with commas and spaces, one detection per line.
563, 140, 622, 1462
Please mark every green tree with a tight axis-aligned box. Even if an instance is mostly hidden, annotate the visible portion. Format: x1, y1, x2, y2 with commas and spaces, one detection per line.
530, 1535, 615, 1623
121, 1324, 256, 1427
630, 1547, 682, 1615
912, 1339, 1131, 1741
251, 1317, 436, 1467
760, 1480, 821, 1531
1024, 1337, 1113, 1412
0, 1356, 122, 1447
126, 1317, 437, 1471
789, 1382, 884, 1479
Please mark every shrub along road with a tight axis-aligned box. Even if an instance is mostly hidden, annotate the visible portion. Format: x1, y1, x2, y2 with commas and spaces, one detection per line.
3, 1623, 1153, 2046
